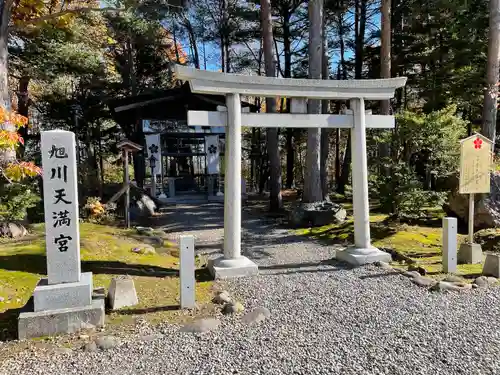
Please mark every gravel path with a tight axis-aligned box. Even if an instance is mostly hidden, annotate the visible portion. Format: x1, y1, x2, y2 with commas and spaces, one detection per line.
3, 205, 500, 374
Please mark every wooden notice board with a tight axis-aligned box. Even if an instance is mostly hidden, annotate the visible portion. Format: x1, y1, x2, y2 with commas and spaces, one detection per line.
459, 133, 493, 194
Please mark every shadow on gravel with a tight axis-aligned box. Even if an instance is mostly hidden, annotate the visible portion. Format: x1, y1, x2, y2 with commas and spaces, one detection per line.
151, 204, 225, 233
358, 271, 401, 280
259, 259, 354, 275
112, 304, 180, 315
260, 259, 342, 270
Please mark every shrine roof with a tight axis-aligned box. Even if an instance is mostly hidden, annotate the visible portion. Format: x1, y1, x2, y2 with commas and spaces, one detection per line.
108, 82, 258, 128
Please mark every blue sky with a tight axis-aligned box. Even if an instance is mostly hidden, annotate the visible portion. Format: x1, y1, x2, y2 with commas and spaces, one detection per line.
190, 5, 381, 75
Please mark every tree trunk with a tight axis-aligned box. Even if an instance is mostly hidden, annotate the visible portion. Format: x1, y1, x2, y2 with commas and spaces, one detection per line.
354, 0, 367, 79
338, 0, 366, 194
283, 5, 294, 189
261, 0, 282, 211
335, 10, 347, 190
379, 0, 391, 170
482, 0, 500, 148
0, 0, 16, 166
220, 34, 225, 72
183, 17, 200, 69
320, 14, 330, 200
380, 0, 391, 114
303, 0, 323, 203
17, 76, 30, 158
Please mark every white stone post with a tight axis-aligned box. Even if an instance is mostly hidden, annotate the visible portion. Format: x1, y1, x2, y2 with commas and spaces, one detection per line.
336, 99, 392, 265
180, 235, 196, 309
442, 217, 457, 273
207, 93, 258, 279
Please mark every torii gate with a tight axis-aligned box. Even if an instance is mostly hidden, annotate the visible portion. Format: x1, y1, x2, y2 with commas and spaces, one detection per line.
174, 65, 407, 279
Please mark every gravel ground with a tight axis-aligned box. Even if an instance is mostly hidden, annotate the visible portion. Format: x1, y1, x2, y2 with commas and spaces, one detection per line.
2, 206, 500, 375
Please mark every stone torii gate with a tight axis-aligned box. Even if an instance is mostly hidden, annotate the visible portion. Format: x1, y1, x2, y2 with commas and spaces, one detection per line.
174, 65, 407, 279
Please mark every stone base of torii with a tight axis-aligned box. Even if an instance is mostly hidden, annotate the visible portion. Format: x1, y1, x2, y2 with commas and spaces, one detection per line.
174, 65, 405, 279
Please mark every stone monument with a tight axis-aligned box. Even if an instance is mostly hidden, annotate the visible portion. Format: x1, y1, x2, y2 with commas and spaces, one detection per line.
18, 130, 105, 339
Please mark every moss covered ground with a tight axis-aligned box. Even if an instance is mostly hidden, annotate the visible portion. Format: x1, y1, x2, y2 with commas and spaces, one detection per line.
295, 202, 486, 278
0, 223, 214, 340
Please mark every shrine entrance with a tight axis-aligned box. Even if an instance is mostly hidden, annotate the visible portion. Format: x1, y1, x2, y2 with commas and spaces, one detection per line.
174, 64, 407, 278
109, 82, 256, 203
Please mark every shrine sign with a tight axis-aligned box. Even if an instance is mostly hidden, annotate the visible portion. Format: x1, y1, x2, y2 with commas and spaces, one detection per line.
459, 133, 493, 194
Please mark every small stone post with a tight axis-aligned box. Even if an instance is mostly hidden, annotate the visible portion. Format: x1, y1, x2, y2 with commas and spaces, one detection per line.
180, 235, 196, 309
442, 217, 458, 273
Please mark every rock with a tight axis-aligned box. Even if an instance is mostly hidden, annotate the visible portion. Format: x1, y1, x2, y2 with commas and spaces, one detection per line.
289, 201, 347, 228
79, 334, 89, 340
95, 336, 119, 350
83, 341, 97, 352
411, 276, 436, 287
213, 291, 231, 304
430, 281, 472, 292
136, 226, 154, 234
0, 222, 28, 238
131, 244, 156, 255
402, 271, 421, 279
142, 236, 164, 247
473, 276, 497, 287
408, 265, 427, 276
180, 318, 220, 333
444, 275, 464, 283
135, 194, 156, 217
107, 276, 139, 310
482, 253, 500, 277
92, 287, 106, 300
445, 172, 500, 229
222, 301, 245, 315
242, 307, 271, 325
487, 277, 498, 284
55, 348, 73, 355
374, 261, 393, 270
140, 334, 163, 342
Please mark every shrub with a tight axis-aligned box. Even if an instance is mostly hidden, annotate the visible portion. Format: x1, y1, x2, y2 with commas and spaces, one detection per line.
83, 196, 116, 224
0, 183, 40, 221
373, 105, 466, 216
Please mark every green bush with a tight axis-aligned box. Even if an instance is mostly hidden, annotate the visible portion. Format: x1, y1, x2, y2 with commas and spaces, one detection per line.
0, 182, 41, 221
373, 105, 466, 216
103, 159, 133, 184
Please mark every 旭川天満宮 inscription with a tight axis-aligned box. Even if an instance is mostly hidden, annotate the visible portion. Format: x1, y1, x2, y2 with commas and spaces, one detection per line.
41, 130, 82, 284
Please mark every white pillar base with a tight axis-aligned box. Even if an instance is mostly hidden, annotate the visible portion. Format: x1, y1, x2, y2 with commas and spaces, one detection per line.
335, 246, 392, 266
207, 255, 258, 280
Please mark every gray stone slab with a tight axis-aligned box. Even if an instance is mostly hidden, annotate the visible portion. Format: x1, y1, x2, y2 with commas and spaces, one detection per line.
33, 272, 92, 312
18, 298, 104, 340
483, 253, 500, 277
335, 247, 392, 266
458, 243, 483, 264
40, 130, 82, 284
208, 255, 258, 280
107, 276, 138, 310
